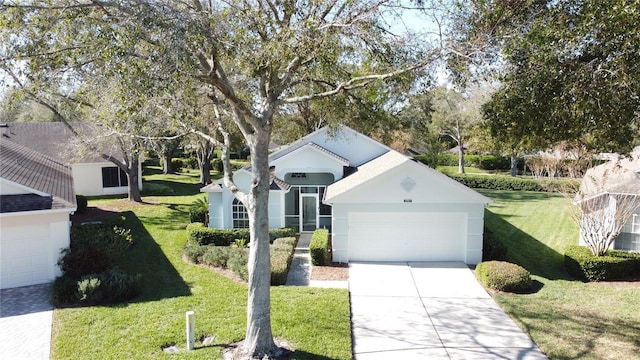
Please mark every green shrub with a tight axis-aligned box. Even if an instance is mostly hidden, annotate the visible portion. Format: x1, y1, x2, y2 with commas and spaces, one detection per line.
184, 157, 199, 169
50, 275, 79, 306
482, 226, 508, 261
202, 246, 232, 268
310, 229, 330, 265
170, 158, 183, 172
189, 207, 208, 224
212, 159, 223, 173
75, 195, 88, 214
270, 237, 297, 286
228, 248, 249, 281
59, 224, 133, 278
76, 268, 141, 305
141, 183, 174, 195
183, 242, 207, 263
445, 173, 579, 193
564, 245, 640, 281
476, 261, 532, 293
187, 223, 294, 246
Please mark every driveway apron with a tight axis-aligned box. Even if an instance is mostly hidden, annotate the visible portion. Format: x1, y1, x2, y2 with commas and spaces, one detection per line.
0, 284, 53, 360
349, 262, 547, 360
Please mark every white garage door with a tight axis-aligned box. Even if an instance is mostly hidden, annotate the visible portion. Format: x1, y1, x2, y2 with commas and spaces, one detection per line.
348, 212, 466, 262
0, 224, 53, 289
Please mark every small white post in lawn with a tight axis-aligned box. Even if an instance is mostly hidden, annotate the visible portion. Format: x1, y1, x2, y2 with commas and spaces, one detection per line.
186, 311, 195, 350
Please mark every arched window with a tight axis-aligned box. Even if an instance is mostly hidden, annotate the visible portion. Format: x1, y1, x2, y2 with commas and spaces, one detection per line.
232, 198, 249, 228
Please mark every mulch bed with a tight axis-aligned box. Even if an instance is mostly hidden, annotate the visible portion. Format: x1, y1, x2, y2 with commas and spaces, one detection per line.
311, 262, 349, 281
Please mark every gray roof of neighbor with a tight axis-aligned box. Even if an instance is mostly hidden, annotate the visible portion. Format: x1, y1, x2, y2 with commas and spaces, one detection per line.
0, 137, 76, 211
0, 122, 110, 163
577, 147, 640, 201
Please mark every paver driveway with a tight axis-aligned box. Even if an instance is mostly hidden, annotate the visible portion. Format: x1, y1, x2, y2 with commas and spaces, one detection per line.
349, 262, 547, 360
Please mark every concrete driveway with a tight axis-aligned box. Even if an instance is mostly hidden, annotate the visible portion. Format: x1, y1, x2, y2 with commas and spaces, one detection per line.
349, 262, 547, 360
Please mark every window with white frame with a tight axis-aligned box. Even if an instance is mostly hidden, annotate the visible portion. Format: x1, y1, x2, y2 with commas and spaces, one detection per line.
101, 166, 128, 188
232, 198, 249, 228
632, 213, 639, 234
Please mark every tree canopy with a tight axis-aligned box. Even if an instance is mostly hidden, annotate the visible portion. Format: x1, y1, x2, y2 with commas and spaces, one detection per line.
449, 0, 640, 154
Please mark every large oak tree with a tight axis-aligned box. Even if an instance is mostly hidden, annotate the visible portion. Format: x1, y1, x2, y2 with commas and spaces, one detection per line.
1, 1, 436, 358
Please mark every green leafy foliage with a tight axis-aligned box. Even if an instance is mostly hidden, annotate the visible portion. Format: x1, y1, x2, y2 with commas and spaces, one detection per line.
59, 224, 133, 278
476, 261, 532, 293
482, 226, 507, 261
564, 245, 640, 281
270, 237, 297, 286
310, 229, 330, 266
186, 223, 295, 245
442, 173, 579, 193
76, 268, 141, 305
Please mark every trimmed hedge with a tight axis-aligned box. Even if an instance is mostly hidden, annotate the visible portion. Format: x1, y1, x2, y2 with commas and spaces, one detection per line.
482, 226, 508, 261
186, 223, 295, 246
189, 207, 208, 224
310, 228, 330, 265
183, 236, 297, 285
476, 261, 532, 293
564, 245, 640, 281
446, 173, 580, 193
271, 237, 297, 285
414, 154, 525, 171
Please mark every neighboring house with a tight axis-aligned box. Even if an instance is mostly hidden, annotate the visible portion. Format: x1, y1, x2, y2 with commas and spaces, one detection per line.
202, 125, 491, 264
0, 122, 142, 197
576, 148, 640, 251
0, 137, 76, 289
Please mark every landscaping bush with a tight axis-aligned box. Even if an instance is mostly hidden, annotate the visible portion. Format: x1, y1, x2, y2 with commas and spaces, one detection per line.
59, 224, 133, 278
189, 207, 208, 224
170, 158, 183, 172
227, 248, 249, 281
50, 275, 79, 305
202, 246, 232, 268
187, 223, 294, 246
271, 237, 297, 286
183, 242, 207, 263
184, 157, 199, 169
76, 268, 141, 305
75, 194, 88, 214
212, 159, 223, 173
476, 261, 532, 293
141, 183, 174, 195
310, 228, 330, 265
446, 173, 579, 193
482, 226, 508, 261
564, 245, 640, 281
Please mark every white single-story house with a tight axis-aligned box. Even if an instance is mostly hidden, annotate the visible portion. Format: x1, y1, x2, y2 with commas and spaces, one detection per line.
0, 122, 142, 197
576, 148, 640, 251
0, 137, 77, 289
202, 125, 492, 264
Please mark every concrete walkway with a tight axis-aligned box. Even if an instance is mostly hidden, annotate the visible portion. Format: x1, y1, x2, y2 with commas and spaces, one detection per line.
285, 233, 348, 288
349, 262, 547, 360
0, 283, 53, 360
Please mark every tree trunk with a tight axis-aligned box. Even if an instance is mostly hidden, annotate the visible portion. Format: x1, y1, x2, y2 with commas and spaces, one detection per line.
242, 130, 277, 358
162, 154, 173, 174
510, 154, 518, 177
127, 157, 142, 202
458, 143, 465, 174
200, 160, 212, 185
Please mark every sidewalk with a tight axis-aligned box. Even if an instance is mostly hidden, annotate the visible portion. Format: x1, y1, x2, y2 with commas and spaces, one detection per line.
285, 233, 348, 288
0, 284, 53, 360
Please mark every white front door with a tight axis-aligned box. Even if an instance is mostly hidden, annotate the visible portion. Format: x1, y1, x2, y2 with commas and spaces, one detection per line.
301, 194, 318, 232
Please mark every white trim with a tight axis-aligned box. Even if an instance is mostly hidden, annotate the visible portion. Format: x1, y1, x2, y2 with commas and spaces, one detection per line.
0, 178, 51, 198
271, 143, 350, 167
0, 207, 76, 217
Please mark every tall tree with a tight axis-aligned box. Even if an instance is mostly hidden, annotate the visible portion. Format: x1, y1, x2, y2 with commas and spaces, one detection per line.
1, 1, 436, 358
449, 0, 640, 154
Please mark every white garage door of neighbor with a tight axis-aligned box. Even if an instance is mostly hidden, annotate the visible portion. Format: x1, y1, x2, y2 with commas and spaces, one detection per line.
348, 212, 466, 262
0, 225, 53, 289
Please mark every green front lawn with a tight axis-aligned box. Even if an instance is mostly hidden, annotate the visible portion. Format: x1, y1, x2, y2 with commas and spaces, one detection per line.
482, 190, 640, 360
51, 172, 351, 359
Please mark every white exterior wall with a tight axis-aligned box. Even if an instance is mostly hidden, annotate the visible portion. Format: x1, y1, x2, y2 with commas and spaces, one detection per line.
72, 162, 143, 197
0, 180, 31, 195
208, 192, 224, 228
0, 211, 71, 289
273, 146, 345, 181
303, 127, 389, 166
331, 203, 484, 264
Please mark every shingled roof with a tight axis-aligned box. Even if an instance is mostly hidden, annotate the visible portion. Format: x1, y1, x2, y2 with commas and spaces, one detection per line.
0, 122, 109, 163
0, 137, 76, 212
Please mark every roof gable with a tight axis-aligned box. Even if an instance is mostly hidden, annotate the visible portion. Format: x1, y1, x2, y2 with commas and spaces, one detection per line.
325, 150, 491, 205
268, 125, 390, 167
0, 138, 76, 212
